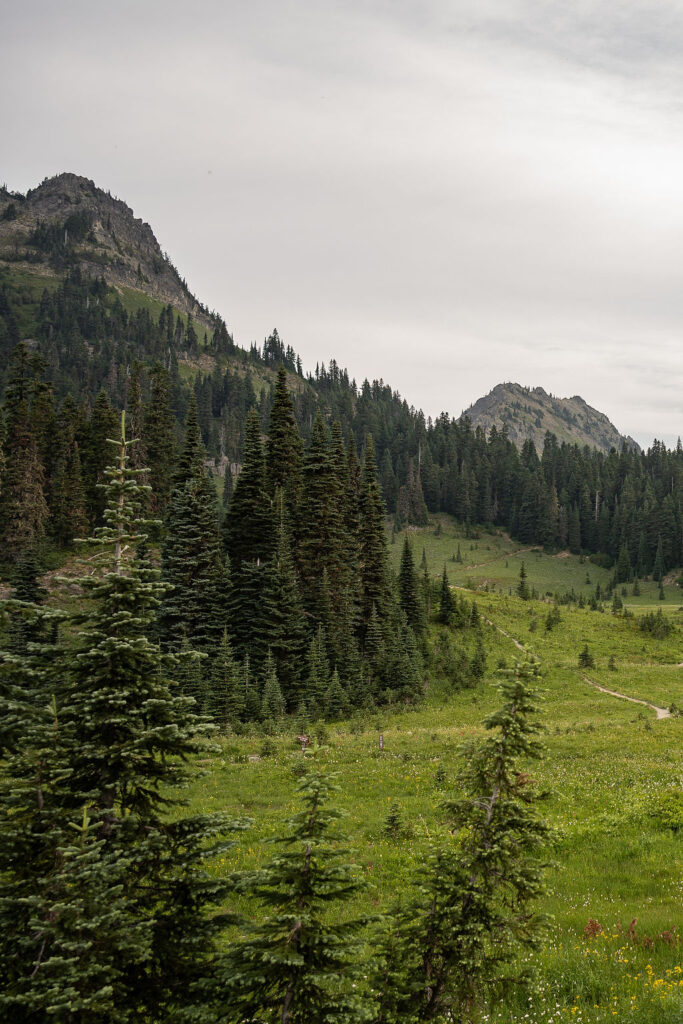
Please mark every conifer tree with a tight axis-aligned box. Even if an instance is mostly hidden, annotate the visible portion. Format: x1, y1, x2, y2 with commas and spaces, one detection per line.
438, 566, 454, 625
227, 555, 279, 675
470, 632, 487, 682
420, 562, 432, 621
296, 413, 351, 635
223, 408, 274, 567
1, 412, 239, 1022
159, 396, 225, 652
396, 622, 424, 703
325, 667, 348, 720
222, 765, 370, 1023
83, 389, 118, 525
126, 361, 148, 471
0, 343, 49, 557
363, 603, 384, 665
517, 560, 530, 600
208, 628, 244, 727
652, 534, 665, 582
49, 396, 88, 545
144, 363, 177, 515
175, 633, 208, 708
243, 654, 261, 722
615, 543, 631, 584
398, 537, 423, 634
260, 650, 286, 723
304, 626, 331, 716
267, 502, 309, 706
5, 546, 50, 653
358, 434, 390, 629
266, 365, 303, 506
346, 429, 362, 539
375, 659, 548, 1022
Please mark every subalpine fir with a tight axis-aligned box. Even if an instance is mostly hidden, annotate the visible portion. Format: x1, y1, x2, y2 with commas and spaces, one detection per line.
375, 658, 548, 1022
221, 764, 370, 1023
0, 343, 49, 557
358, 434, 390, 629
0, 413, 239, 1022
159, 395, 225, 652
266, 365, 303, 509
223, 407, 274, 567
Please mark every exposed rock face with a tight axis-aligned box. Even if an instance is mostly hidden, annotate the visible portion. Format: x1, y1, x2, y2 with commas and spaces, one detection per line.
461, 382, 640, 454
0, 173, 204, 319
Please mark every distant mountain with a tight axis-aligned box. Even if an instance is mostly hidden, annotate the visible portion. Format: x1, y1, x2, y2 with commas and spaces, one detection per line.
460, 382, 640, 454
0, 173, 209, 325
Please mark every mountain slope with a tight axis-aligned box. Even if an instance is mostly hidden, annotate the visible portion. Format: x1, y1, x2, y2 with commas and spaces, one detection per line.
0, 173, 209, 325
460, 383, 640, 454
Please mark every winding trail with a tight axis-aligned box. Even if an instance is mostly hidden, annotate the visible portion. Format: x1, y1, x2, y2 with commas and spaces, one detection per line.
581, 676, 671, 719
482, 613, 672, 721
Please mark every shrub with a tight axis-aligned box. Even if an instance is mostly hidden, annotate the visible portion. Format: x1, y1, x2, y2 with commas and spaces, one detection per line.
639, 609, 674, 639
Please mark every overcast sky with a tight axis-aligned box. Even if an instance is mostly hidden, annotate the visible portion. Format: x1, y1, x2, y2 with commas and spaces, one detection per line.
3, 1, 683, 447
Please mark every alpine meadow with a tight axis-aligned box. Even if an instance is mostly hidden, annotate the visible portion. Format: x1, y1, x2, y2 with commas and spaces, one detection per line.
0, 164, 681, 1024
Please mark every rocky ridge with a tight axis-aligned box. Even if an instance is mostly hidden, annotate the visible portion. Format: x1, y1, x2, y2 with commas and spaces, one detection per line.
461, 382, 640, 454
0, 173, 209, 324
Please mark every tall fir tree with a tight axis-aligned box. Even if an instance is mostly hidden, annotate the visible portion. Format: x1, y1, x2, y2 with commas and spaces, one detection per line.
82, 389, 118, 526
159, 395, 225, 652
438, 566, 454, 625
0, 412, 240, 1022
223, 408, 274, 567
266, 365, 303, 508
375, 659, 548, 1023
126, 361, 148, 471
296, 413, 351, 632
207, 628, 244, 727
358, 434, 390, 631
0, 343, 49, 558
398, 537, 423, 634
144, 363, 177, 516
266, 499, 309, 707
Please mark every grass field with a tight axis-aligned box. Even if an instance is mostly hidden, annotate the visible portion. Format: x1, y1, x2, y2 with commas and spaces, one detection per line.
389, 514, 683, 606
180, 578, 683, 1023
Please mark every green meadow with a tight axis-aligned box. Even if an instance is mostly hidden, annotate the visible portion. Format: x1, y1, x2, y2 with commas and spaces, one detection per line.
389, 514, 683, 606
182, 574, 683, 1023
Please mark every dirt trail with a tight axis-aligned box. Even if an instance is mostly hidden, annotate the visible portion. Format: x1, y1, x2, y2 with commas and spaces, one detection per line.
486, 620, 527, 654
464, 546, 536, 571
482, 614, 671, 721
581, 675, 671, 720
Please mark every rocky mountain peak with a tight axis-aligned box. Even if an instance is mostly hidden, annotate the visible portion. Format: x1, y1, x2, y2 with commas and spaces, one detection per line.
460, 382, 640, 454
0, 173, 206, 321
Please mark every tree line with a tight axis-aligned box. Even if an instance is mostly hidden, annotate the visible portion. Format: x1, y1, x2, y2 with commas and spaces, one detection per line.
2, 267, 680, 586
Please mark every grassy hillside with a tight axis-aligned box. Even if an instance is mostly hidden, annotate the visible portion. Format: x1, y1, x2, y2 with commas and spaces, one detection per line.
389, 514, 683, 607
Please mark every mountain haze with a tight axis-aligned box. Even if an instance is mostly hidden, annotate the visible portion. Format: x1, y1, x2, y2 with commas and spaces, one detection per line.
461, 382, 640, 454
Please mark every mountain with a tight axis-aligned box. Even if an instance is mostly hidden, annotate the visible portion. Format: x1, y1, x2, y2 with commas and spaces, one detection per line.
460, 382, 640, 454
0, 173, 209, 325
